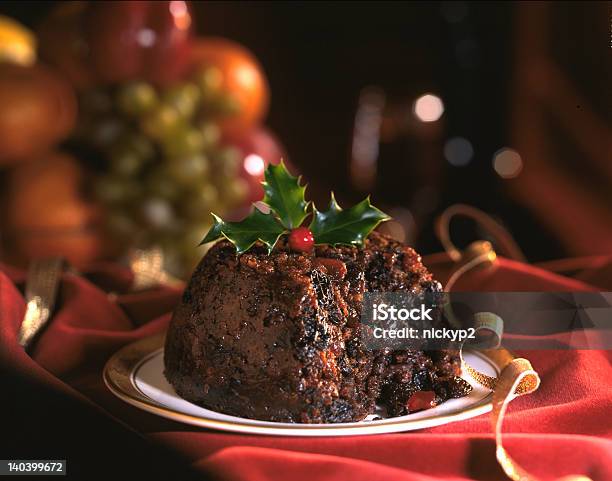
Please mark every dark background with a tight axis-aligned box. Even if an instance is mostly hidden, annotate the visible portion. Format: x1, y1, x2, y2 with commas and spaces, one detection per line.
1, 1, 609, 261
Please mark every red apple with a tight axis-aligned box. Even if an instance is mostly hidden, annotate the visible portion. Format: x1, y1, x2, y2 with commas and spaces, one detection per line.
37, 1, 95, 90
38, 1, 193, 87
225, 127, 292, 204
84, 0, 193, 85
141, 1, 194, 86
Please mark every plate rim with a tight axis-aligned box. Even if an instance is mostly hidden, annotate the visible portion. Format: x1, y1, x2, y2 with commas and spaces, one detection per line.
103, 333, 510, 436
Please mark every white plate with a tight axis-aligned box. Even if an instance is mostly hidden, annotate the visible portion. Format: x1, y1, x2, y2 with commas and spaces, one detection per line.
104, 334, 504, 436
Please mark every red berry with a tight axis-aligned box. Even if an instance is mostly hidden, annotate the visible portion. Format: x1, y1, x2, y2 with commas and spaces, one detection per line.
406, 391, 436, 412
289, 227, 314, 252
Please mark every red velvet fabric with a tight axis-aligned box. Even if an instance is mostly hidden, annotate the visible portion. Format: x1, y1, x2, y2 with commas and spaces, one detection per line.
1, 257, 611, 481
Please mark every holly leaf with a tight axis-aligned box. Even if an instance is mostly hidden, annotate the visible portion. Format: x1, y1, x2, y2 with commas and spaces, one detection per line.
200, 213, 224, 245
200, 208, 287, 254
309, 193, 390, 246
262, 160, 308, 229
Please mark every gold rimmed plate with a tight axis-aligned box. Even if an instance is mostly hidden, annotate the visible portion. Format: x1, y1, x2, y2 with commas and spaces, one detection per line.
104, 334, 508, 436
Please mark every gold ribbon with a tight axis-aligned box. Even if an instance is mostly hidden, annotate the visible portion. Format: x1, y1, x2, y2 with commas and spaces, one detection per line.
435, 204, 527, 263
438, 204, 593, 481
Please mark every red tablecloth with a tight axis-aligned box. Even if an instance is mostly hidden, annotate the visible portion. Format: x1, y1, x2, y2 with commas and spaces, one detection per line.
1, 256, 611, 481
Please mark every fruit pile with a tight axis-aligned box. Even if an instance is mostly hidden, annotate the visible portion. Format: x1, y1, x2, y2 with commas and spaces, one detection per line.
0, 1, 284, 276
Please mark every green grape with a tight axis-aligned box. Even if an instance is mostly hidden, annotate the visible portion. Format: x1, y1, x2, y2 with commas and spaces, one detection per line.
108, 133, 155, 177
198, 121, 221, 148
117, 82, 158, 117
140, 105, 181, 140
88, 117, 127, 148
163, 82, 201, 119
222, 178, 249, 205
167, 154, 210, 186
162, 127, 206, 158
109, 147, 142, 177
182, 184, 219, 220
140, 197, 175, 230
105, 211, 139, 239
216, 146, 241, 166
214, 93, 241, 116
94, 175, 141, 205
195, 66, 223, 100
146, 168, 182, 200
213, 146, 241, 178
80, 89, 113, 115
196, 183, 219, 206
129, 133, 156, 160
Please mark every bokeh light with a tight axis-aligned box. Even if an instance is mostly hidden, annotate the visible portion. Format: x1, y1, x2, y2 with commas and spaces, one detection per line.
493, 148, 523, 178
243, 153, 266, 176
236, 65, 258, 88
444, 136, 474, 166
413, 94, 444, 122
137, 29, 156, 48
169, 1, 191, 30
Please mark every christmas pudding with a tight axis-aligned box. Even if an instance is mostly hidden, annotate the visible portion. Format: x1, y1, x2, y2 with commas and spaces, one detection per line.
164, 163, 471, 423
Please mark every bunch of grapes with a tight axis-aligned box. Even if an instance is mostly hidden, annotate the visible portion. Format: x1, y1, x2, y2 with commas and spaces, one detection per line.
76, 67, 249, 276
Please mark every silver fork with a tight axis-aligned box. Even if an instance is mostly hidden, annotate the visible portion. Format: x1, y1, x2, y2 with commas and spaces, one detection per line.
18, 257, 64, 351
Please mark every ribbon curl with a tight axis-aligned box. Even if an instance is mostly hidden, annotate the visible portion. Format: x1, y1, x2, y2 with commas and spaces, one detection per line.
440, 204, 592, 481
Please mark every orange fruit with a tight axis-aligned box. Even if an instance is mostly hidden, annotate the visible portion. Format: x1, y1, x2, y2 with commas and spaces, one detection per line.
190, 37, 269, 136
1, 152, 108, 267
0, 63, 77, 165
0, 15, 37, 66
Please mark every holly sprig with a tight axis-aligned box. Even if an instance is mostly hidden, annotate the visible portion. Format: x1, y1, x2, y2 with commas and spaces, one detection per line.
310, 193, 389, 246
200, 161, 390, 253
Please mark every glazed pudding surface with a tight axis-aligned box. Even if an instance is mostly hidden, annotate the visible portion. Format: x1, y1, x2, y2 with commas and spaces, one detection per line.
164, 232, 470, 423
